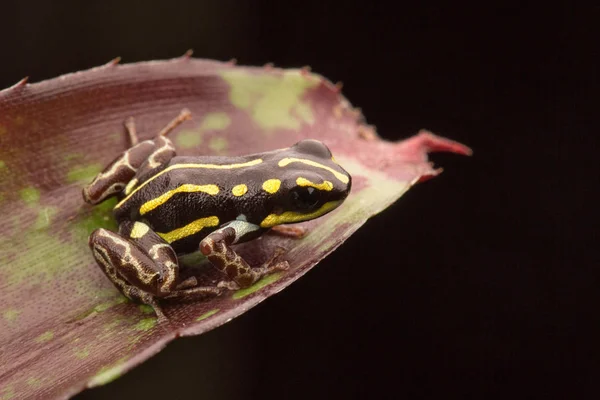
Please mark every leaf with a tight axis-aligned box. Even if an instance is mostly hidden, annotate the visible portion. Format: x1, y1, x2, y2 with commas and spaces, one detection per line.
0, 56, 471, 399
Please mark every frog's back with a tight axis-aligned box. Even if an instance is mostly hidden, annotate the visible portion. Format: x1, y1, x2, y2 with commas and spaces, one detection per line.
111, 153, 274, 253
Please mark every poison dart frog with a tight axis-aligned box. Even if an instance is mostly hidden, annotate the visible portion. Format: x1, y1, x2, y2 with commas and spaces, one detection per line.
83, 109, 352, 321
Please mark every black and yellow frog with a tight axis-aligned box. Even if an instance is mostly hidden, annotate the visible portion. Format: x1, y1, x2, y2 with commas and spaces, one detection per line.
84, 110, 351, 320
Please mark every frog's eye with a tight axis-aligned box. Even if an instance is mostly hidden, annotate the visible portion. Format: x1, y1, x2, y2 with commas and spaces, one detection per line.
291, 186, 321, 210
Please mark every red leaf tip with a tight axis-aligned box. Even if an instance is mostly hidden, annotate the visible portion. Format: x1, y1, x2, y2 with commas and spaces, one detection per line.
399, 130, 473, 157
182, 49, 194, 59
300, 66, 312, 75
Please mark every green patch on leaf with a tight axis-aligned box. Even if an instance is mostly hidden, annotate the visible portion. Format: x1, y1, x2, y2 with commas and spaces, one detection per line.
5, 231, 78, 286
233, 273, 283, 299
139, 304, 155, 314
209, 137, 228, 153
62, 153, 82, 162
26, 377, 44, 388
0, 386, 15, 400
71, 198, 118, 240
134, 318, 157, 332
2, 309, 20, 322
35, 331, 54, 343
175, 130, 202, 149
0, 160, 6, 169
201, 112, 231, 130
178, 250, 207, 267
221, 70, 318, 131
74, 347, 90, 359
94, 296, 127, 313
196, 309, 219, 321
88, 357, 129, 387
19, 187, 40, 204
33, 207, 58, 230
67, 164, 102, 184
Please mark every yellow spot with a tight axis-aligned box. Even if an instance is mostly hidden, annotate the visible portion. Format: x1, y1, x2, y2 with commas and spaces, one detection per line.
200, 112, 231, 130
296, 177, 333, 191
116, 159, 262, 209
260, 201, 341, 228
158, 216, 219, 243
262, 179, 281, 194
130, 222, 150, 239
140, 184, 219, 215
279, 157, 349, 184
124, 178, 138, 195
232, 184, 248, 197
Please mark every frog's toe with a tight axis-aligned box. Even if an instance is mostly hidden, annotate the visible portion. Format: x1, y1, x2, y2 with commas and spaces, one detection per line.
217, 280, 240, 291
272, 260, 290, 272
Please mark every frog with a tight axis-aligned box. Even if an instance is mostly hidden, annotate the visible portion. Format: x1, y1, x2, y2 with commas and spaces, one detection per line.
83, 109, 352, 321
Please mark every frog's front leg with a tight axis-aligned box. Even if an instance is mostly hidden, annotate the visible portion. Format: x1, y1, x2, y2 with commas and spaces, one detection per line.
199, 221, 290, 290
89, 221, 220, 321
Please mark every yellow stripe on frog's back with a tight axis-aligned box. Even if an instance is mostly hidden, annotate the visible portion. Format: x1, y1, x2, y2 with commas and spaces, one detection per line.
157, 216, 220, 243
278, 157, 349, 184
139, 184, 219, 215
115, 158, 263, 209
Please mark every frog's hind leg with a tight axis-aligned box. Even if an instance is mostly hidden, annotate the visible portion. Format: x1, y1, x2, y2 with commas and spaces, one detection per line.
89, 221, 221, 321
82, 109, 191, 205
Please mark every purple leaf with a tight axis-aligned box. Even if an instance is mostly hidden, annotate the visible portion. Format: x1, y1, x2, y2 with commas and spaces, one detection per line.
0, 56, 471, 399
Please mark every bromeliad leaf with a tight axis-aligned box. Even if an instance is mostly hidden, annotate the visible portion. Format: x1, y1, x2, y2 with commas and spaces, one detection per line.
0, 56, 471, 399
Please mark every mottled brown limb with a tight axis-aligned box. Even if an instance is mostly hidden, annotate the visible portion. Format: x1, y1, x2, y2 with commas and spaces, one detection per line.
176, 276, 198, 290
200, 228, 289, 289
82, 140, 156, 204
164, 286, 221, 302
89, 228, 169, 321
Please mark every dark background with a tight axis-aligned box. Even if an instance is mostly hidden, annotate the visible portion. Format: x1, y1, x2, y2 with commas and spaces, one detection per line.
2, 2, 597, 399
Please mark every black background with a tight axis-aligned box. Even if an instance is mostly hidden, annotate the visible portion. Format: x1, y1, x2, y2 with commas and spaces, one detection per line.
1, 2, 597, 399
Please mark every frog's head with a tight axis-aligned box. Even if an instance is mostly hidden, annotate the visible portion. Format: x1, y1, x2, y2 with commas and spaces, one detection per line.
260, 139, 352, 228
